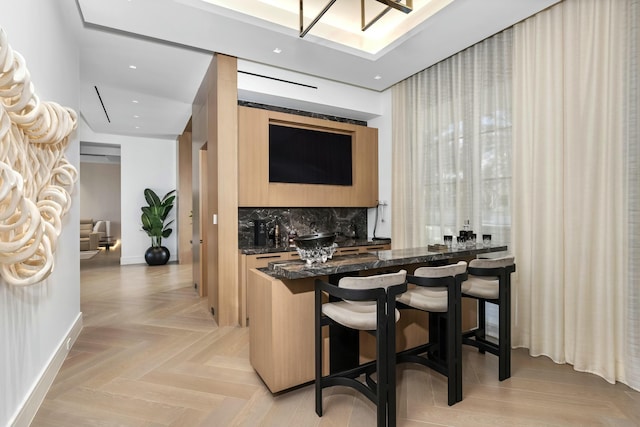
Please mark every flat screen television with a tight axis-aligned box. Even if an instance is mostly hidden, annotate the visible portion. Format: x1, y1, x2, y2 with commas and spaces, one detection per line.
269, 124, 353, 186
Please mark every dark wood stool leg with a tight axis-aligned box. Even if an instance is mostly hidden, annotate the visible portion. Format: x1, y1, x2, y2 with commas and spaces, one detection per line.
498, 273, 511, 381
387, 310, 396, 427
477, 300, 486, 353
377, 320, 388, 427
455, 283, 463, 403
315, 288, 323, 416
329, 324, 359, 373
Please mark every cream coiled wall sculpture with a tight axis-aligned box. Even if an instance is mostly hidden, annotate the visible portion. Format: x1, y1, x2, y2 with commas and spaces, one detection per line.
0, 27, 78, 286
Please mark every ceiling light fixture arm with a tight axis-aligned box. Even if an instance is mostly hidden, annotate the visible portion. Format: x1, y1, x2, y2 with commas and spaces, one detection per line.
362, 0, 392, 31
300, 0, 338, 38
374, 0, 413, 14
300, 0, 412, 38
362, 0, 413, 31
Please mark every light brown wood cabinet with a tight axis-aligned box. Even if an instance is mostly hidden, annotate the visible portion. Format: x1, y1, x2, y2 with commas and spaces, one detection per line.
248, 269, 321, 392
238, 107, 379, 207
238, 252, 288, 326
239, 244, 389, 327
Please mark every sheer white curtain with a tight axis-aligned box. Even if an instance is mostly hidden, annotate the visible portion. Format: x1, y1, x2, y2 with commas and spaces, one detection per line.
626, 0, 640, 390
392, 30, 513, 249
512, 0, 639, 389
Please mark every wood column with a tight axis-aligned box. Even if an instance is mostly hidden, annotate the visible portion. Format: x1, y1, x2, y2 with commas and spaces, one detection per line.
196, 53, 238, 326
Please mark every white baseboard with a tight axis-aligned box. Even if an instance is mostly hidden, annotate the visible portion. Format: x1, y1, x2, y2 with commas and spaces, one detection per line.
11, 313, 83, 427
120, 255, 178, 266
120, 255, 146, 265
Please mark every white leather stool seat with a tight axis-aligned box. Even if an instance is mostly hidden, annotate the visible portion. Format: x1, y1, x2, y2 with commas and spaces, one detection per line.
461, 255, 516, 382
322, 302, 400, 330
397, 262, 467, 312
461, 276, 499, 299
397, 286, 448, 312
463, 256, 515, 299
315, 270, 408, 427
322, 270, 407, 331
394, 261, 468, 406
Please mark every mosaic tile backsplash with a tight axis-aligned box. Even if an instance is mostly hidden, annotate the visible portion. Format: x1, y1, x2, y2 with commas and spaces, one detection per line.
239, 207, 367, 248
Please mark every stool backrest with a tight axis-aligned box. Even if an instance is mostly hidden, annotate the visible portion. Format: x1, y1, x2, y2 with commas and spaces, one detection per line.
338, 270, 407, 306
413, 261, 467, 279
468, 256, 515, 281
469, 256, 515, 270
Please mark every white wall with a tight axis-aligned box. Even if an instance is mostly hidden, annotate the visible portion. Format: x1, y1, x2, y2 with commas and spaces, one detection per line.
78, 122, 178, 265
367, 89, 393, 240
237, 60, 384, 122
0, 1, 81, 425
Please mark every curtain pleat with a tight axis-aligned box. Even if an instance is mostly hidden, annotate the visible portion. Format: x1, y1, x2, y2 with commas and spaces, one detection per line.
563, 0, 627, 380
511, 5, 567, 357
513, 0, 636, 387
625, 0, 640, 391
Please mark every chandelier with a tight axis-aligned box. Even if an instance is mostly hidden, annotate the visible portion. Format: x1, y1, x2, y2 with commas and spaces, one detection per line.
299, 0, 413, 38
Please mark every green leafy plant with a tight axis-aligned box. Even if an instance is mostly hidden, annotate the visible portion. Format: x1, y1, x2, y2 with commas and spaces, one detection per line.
141, 188, 176, 248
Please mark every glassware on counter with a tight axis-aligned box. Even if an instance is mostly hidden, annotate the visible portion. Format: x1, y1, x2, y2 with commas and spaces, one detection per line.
296, 243, 338, 265
444, 235, 453, 249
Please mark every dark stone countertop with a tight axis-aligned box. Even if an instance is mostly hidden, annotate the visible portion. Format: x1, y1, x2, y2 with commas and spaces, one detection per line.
260, 245, 508, 280
240, 238, 392, 255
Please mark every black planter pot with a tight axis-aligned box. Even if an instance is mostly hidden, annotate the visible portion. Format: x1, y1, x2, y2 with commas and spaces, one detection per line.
145, 246, 170, 266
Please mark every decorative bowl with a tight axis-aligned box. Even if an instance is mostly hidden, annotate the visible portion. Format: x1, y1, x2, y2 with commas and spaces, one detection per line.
294, 232, 338, 264
294, 232, 336, 249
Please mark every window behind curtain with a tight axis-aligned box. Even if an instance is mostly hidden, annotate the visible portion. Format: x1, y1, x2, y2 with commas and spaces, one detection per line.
392, 29, 513, 248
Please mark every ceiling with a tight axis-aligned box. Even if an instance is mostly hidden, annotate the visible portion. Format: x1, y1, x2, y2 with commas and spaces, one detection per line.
67, 0, 560, 141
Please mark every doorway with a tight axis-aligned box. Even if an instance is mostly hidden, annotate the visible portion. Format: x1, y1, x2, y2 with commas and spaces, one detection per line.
79, 142, 121, 267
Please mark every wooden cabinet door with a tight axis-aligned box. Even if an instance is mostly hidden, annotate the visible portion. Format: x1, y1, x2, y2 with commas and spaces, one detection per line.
239, 252, 288, 326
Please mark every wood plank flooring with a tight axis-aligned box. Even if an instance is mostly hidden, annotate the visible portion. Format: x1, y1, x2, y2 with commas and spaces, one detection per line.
31, 249, 640, 426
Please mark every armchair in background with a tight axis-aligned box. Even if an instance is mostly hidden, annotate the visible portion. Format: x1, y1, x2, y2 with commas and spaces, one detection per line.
80, 218, 106, 251
93, 220, 107, 241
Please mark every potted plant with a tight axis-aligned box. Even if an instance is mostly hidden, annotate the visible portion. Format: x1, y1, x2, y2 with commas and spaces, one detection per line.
141, 188, 176, 265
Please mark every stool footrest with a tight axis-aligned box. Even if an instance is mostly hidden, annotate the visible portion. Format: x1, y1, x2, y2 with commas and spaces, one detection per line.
396, 343, 450, 378
463, 329, 500, 356
321, 376, 378, 404
322, 359, 377, 382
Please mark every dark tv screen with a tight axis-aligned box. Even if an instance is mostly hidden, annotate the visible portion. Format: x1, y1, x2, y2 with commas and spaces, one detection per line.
269, 124, 353, 186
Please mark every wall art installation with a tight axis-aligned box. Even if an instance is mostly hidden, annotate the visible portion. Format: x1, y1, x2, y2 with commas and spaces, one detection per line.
0, 26, 78, 286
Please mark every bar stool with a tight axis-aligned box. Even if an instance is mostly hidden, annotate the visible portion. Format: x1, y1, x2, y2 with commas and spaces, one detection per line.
315, 270, 407, 427
395, 261, 468, 406
461, 256, 516, 381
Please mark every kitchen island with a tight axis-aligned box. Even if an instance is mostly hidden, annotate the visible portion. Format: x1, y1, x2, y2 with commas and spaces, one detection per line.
248, 245, 507, 393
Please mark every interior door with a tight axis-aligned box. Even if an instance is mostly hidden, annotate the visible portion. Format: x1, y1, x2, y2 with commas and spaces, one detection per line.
198, 147, 210, 300
191, 141, 205, 297
206, 137, 218, 317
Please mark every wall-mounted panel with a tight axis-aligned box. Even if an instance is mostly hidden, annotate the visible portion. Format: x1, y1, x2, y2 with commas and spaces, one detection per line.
238, 107, 378, 207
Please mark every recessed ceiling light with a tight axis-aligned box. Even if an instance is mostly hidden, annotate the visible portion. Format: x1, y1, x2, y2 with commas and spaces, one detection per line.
374, 75, 382, 80
135, 126, 140, 129
133, 115, 139, 118
129, 65, 137, 69
273, 48, 282, 54
132, 100, 139, 103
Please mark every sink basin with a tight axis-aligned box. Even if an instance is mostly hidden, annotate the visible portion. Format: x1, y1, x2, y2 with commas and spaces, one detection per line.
294, 232, 336, 249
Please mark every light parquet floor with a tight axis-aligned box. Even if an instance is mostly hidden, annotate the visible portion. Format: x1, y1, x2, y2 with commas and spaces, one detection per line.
31, 249, 640, 426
